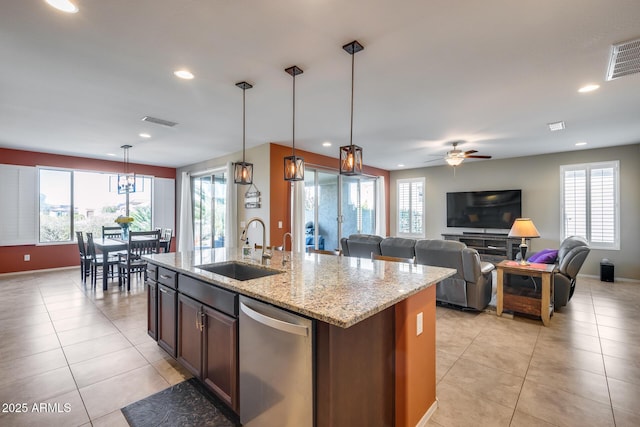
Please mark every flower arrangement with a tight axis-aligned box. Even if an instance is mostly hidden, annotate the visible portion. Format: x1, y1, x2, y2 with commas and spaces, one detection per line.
115, 216, 134, 224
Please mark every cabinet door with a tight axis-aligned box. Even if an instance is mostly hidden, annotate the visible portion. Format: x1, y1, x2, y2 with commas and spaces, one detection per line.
158, 284, 177, 357
146, 280, 157, 340
203, 305, 238, 411
177, 294, 203, 378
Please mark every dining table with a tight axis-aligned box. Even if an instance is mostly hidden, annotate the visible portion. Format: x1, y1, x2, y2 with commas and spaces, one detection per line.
93, 237, 170, 291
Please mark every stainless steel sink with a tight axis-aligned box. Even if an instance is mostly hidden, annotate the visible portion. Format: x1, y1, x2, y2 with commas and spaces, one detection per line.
196, 261, 283, 281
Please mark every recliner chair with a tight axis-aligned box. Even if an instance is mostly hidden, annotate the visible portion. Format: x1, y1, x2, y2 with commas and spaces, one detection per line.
414, 239, 494, 310
340, 234, 383, 258
509, 236, 590, 309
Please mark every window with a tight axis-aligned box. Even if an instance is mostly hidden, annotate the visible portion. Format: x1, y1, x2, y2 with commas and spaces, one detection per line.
38, 168, 153, 243
560, 161, 619, 249
397, 178, 424, 237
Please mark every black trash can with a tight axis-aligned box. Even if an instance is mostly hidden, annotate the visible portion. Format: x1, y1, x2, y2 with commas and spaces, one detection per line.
600, 259, 614, 282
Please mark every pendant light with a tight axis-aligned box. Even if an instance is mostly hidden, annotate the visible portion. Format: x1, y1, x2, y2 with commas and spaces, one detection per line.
233, 81, 254, 185
117, 144, 136, 194
339, 40, 364, 176
284, 65, 304, 181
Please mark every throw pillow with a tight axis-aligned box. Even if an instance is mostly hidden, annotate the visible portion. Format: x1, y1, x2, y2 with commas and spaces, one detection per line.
528, 249, 558, 264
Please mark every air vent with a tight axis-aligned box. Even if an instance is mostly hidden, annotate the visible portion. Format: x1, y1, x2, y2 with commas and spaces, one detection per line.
141, 116, 178, 127
606, 37, 640, 81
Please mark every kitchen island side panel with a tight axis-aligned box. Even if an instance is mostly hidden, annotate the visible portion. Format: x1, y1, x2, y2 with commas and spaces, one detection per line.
316, 306, 395, 427
395, 285, 437, 427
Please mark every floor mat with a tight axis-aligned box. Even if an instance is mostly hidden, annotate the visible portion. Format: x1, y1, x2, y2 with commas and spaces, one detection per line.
121, 378, 240, 427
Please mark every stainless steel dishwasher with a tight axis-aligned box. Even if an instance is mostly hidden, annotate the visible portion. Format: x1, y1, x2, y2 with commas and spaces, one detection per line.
239, 295, 313, 427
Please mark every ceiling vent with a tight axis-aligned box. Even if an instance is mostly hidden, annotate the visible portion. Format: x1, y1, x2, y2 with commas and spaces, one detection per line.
141, 116, 178, 127
606, 37, 640, 81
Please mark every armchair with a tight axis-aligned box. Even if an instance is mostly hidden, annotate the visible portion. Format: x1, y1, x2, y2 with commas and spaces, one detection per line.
508, 236, 590, 309
340, 234, 383, 258
414, 239, 494, 310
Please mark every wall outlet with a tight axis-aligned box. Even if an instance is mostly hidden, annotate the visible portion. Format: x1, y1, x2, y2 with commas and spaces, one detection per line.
24, 254, 31, 261
278, 221, 283, 229
416, 312, 423, 336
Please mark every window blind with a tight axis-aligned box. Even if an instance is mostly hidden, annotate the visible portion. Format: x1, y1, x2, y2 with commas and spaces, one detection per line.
0, 165, 37, 245
397, 178, 424, 237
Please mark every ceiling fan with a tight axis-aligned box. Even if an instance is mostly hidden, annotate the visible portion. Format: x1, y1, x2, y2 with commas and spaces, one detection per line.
441, 141, 492, 166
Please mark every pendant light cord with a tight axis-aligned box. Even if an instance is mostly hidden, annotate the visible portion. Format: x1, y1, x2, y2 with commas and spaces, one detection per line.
242, 87, 246, 163
350, 49, 355, 147
292, 72, 296, 155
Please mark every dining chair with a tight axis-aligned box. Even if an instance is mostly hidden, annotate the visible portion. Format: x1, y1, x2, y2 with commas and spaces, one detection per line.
76, 231, 91, 283
85, 232, 119, 288
102, 225, 122, 239
371, 253, 415, 264
161, 228, 173, 252
118, 230, 161, 291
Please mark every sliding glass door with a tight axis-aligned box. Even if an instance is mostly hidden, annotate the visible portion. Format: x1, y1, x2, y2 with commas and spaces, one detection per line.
192, 171, 227, 251
304, 168, 377, 251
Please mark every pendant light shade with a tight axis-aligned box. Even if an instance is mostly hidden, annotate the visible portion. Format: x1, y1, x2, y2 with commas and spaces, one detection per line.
234, 81, 254, 185
284, 65, 305, 181
339, 40, 364, 176
117, 144, 136, 194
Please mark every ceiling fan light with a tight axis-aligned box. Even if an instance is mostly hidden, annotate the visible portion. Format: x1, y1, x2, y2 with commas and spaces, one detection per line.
445, 156, 464, 167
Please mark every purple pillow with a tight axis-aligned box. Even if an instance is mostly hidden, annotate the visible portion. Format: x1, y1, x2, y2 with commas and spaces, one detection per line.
528, 249, 558, 264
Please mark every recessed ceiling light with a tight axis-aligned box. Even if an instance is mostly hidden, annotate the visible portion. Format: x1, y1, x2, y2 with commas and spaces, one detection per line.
107, 153, 116, 157
397, 164, 405, 168
322, 141, 332, 147
174, 70, 194, 80
139, 133, 151, 139
575, 142, 587, 146
578, 84, 600, 93
548, 121, 565, 131
45, 0, 78, 13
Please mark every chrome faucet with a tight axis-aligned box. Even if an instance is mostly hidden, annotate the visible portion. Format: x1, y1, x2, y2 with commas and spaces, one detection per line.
241, 217, 271, 265
282, 232, 293, 267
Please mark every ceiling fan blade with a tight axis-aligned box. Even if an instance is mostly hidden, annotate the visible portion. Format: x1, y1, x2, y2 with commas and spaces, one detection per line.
424, 158, 443, 163
464, 155, 492, 159
464, 150, 478, 155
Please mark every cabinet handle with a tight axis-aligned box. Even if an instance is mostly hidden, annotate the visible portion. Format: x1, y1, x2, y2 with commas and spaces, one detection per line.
160, 274, 172, 280
159, 288, 168, 294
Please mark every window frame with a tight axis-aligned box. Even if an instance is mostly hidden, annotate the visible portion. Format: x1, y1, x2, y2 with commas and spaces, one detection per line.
396, 177, 425, 239
560, 161, 620, 250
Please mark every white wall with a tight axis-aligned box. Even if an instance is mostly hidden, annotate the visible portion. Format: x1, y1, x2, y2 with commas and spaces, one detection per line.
390, 144, 640, 280
176, 143, 272, 249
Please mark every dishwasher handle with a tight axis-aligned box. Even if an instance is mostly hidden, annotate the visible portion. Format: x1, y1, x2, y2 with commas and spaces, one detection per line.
240, 302, 309, 337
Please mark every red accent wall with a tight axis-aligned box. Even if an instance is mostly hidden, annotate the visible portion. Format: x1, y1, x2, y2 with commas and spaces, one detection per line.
0, 148, 176, 274
269, 143, 390, 247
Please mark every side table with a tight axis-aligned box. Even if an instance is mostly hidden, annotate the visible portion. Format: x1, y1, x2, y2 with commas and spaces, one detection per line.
496, 260, 555, 326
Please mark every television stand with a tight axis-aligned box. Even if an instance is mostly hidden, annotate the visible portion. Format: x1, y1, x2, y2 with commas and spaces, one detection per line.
442, 232, 526, 263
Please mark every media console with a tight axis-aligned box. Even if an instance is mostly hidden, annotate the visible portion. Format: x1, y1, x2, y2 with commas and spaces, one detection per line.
441, 233, 526, 263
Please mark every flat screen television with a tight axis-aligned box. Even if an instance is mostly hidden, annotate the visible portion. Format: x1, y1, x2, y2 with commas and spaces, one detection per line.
446, 189, 522, 230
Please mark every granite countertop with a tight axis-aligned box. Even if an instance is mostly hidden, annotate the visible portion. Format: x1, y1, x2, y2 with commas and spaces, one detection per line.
145, 249, 456, 328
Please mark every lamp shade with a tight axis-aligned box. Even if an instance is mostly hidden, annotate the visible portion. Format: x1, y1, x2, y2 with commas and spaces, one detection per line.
508, 218, 540, 238
445, 155, 464, 166
233, 162, 253, 185
339, 144, 363, 175
284, 155, 304, 181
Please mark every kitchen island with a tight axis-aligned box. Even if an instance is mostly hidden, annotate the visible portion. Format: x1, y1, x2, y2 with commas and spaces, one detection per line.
144, 249, 455, 427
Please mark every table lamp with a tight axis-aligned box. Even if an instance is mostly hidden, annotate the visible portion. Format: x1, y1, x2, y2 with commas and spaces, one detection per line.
508, 218, 540, 265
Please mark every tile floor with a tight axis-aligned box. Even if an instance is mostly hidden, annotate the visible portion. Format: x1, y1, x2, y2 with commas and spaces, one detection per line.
0, 268, 639, 426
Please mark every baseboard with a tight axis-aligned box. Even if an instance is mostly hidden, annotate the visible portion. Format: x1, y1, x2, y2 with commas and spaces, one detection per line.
416, 398, 438, 427
0, 266, 76, 277
579, 273, 640, 284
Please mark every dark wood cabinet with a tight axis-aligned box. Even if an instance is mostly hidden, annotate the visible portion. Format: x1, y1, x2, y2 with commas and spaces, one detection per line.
202, 305, 237, 410
176, 287, 238, 412
146, 280, 157, 340
158, 284, 177, 357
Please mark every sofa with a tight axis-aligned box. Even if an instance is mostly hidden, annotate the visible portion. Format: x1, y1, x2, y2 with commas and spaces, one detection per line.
507, 236, 590, 309
340, 234, 494, 310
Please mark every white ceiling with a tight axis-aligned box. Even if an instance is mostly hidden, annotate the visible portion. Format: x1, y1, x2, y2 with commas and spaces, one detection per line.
1, 0, 640, 170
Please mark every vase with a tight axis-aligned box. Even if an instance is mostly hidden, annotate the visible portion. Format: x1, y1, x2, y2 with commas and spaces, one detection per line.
120, 223, 130, 240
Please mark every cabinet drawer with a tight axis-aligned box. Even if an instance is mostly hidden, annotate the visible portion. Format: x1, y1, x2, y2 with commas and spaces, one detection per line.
179, 275, 237, 317
158, 267, 177, 289
147, 263, 158, 282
